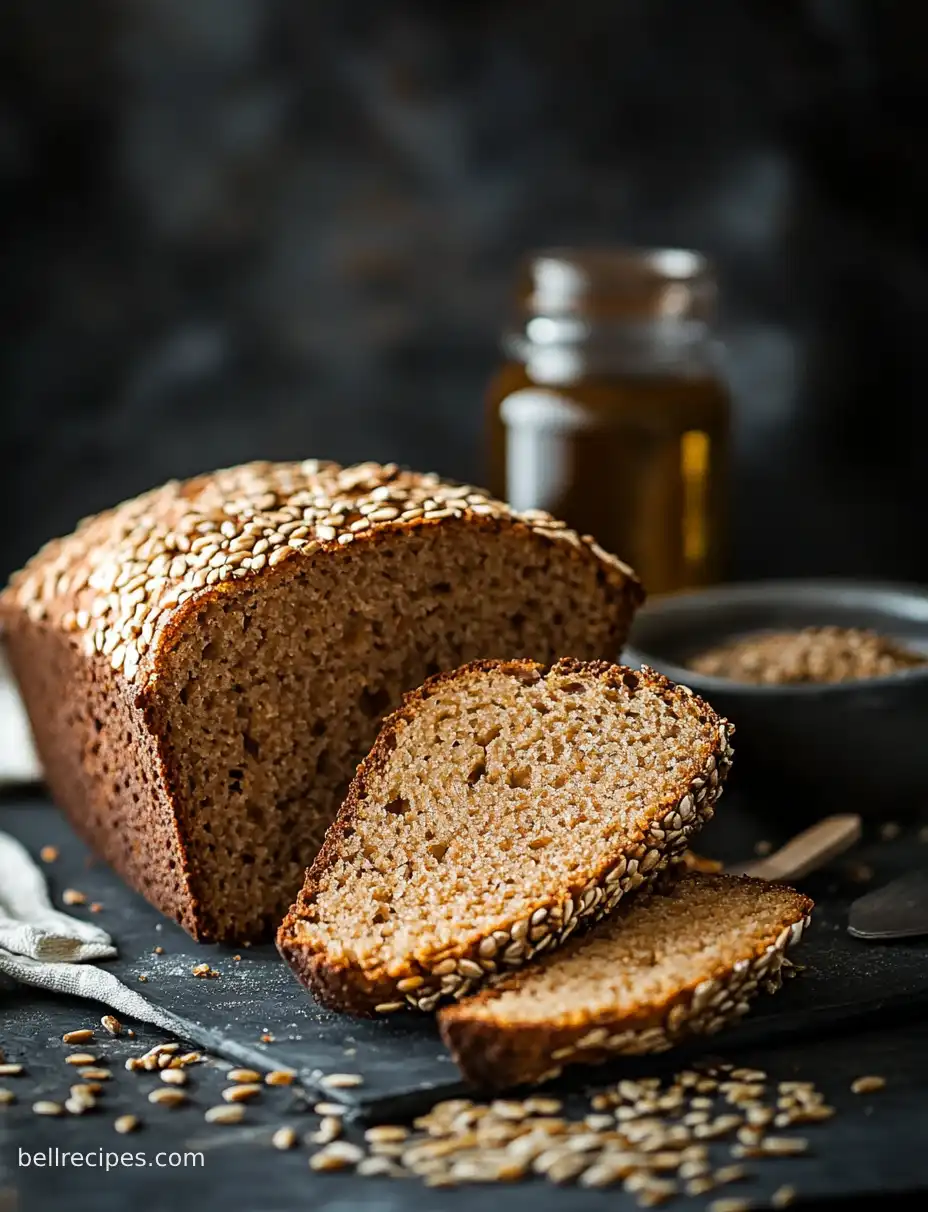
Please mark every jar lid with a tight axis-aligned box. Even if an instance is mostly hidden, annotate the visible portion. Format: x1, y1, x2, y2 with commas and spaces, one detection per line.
518, 247, 717, 323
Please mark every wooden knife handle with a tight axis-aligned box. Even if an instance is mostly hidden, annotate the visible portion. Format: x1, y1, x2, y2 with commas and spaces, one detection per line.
733, 814, 862, 883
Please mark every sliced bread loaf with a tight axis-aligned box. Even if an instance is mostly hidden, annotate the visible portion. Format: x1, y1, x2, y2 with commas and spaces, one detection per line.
438, 873, 813, 1089
278, 659, 733, 1015
0, 462, 642, 942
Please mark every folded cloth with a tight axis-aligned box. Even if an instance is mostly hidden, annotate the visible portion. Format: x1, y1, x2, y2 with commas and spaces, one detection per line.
0, 831, 186, 1035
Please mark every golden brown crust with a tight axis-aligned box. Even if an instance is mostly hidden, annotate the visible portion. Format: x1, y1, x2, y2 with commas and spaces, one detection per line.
437, 874, 814, 1090
277, 660, 734, 1015
1, 462, 643, 942
0, 461, 642, 689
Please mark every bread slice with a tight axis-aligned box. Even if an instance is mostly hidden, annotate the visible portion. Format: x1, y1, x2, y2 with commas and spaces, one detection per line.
0, 461, 642, 942
277, 659, 733, 1015
438, 873, 813, 1089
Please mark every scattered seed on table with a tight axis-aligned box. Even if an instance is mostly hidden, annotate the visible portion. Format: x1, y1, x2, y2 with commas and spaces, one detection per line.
192, 963, 219, 978
148, 1088, 187, 1108
160, 1069, 187, 1086
153, 946, 164, 955
40, 845, 59, 863
310, 1142, 363, 1171
222, 1084, 262, 1104
205, 1104, 245, 1125
79, 1068, 112, 1082
174, 1052, 202, 1067
65, 1096, 95, 1116
310, 1116, 343, 1145
851, 1076, 885, 1095
772, 1186, 797, 1208
314, 1102, 346, 1117
320, 1073, 363, 1089
265, 1070, 295, 1087
125, 1058, 142, 1072
227, 1068, 262, 1084
89, 902, 103, 913
101, 1015, 122, 1036
272, 1126, 298, 1151
365, 1125, 409, 1144
709, 1200, 753, 1212
62, 889, 86, 906
0, 1090, 15, 1105
33, 1101, 64, 1117
0, 1065, 24, 1077
63, 1030, 95, 1045
64, 1054, 97, 1066
115, 1115, 140, 1134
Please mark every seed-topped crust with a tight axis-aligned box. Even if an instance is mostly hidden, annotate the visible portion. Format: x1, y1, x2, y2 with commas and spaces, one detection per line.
0, 460, 640, 687
277, 659, 734, 1016
438, 874, 813, 1090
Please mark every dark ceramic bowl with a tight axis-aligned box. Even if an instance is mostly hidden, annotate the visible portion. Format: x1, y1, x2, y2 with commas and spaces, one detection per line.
623, 580, 928, 816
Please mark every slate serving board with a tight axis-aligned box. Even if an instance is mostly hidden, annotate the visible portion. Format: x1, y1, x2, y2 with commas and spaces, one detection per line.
3, 795, 928, 1123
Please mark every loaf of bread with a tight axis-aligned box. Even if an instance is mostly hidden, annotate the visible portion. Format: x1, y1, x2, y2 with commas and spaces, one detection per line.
0, 461, 642, 941
438, 873, 813, 1089
278, 659, 733, 1014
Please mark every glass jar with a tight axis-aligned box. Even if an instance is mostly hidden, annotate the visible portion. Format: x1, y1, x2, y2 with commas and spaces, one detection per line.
486, 248, 730, 596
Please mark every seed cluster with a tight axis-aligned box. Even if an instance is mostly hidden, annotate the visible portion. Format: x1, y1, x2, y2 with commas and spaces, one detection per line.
362, 723, 735, 1014
3, 460, 636, 685
308, 1063, 841, 1199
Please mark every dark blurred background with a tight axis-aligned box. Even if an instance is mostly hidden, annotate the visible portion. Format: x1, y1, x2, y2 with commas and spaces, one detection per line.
1, 0, 927, 584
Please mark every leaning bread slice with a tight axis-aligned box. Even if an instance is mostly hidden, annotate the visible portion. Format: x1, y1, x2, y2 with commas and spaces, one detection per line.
278, 658, 733, 1015
438, 873, 812, 1089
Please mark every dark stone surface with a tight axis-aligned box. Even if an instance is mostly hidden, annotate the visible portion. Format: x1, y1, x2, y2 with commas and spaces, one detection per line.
2, 1, 928, 585
2, 796, 928, 1208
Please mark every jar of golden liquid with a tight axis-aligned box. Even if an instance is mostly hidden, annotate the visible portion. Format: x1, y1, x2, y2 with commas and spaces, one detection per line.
486, 248, 730, 595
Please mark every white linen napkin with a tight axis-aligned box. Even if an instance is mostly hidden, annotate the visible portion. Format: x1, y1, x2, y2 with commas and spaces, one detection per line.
0, 831, 189, 1035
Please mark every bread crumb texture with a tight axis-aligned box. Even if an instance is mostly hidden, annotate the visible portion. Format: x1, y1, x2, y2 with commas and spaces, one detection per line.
0, 461, 642, 942
279, 659, 733, 1014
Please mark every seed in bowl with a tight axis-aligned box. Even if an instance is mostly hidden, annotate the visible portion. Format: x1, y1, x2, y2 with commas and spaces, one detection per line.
687, 626, 927, 686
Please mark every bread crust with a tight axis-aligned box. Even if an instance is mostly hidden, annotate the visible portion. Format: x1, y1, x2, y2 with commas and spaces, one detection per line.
437, 874, 814, 1090
277, 659, 734, 1014
0, 462, 643, 941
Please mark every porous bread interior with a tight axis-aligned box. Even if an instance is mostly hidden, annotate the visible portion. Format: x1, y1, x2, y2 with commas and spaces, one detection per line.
459, 874, 807, 1026
149, 523, 623, 940
296, 664, 718, 973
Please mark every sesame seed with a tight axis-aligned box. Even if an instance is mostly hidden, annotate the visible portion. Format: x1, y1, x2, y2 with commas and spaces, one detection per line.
227, 1068, 262, 1084
265, 1070, 295, 1087
64, 1053, 97, 1066
114, 1115, 140, 1134
222, 1084, 262, 1103
148, 1089, 187, 1108
62, 1030, 95, 1045
62, 889, 86, 906
0, 1064, 24, 1077
205, 1104, 245, 1125
33, 1101, 65, 1117
310, 1116, 343, 1144
313, 1102, 347, 1117
772, 1186, 797, 1208
160, 1069, 187, 1086
78, 1068, 111, 1081
0, 1090, 15, 1105
40, 845, 59, 863
100, 1015, 122, 1036
310, 1142, 364, 1171
851, 1075, 886, 1094
272, 1126, 298, 1150
320, 1073, 363, 1089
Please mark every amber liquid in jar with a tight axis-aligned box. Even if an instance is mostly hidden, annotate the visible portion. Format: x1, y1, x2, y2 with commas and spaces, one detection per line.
487, 249, 730, 596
